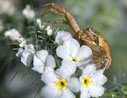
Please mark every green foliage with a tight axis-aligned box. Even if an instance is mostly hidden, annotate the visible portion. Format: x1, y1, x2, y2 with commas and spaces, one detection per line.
103, 84, 127, 98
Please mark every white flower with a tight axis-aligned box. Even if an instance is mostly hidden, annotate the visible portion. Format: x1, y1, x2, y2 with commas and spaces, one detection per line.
32, 50, 56, 74
55, 31, 72, 45
22, 5, 35, 21
0, 0, 15, 15
16, 48, 24, 57
36, 18, 45, 30
79, 64, 107, 98
56, 38, 93, 69
5, 29, 21, 41
4, 28, 26, 47
18, 37, 27, 48
45, 25, 53, 36
41, 67, 80, 98
19, 44, 35, 67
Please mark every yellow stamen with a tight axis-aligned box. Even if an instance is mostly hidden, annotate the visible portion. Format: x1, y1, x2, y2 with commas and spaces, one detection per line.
82, 77, 91, 87
56, 79, 67, 90
71, 57, 78, 63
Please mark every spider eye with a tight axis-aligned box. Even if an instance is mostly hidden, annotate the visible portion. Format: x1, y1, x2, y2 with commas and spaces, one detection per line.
93, 34, 96, 37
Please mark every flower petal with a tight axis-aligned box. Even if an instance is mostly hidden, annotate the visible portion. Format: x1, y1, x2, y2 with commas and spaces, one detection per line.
79, 75, 84, 83
55, 31, 72, 45
68, 77, 80, 93
91, 69, 107, 85
24, 44, 35, 53
16, 48, 23, 57
56, 61, 76, 79
88, 84, 104, 97
35, 50, 48, 63
56, 45, 70, 60
78, 58, 92, 70
21, 51, 33, 67
80, 86, 90, 98
41, 67, 58, 84
78, 45, 92, 61
63, 38, 80, 57
56, 38, 80, 60
33, 54, 44, 67
46, 55, 56, 68
82, 64, 96, 77
20, 44, 35, 67
59, 88, 75, 98
41, 83, 61, 98
32, 66, 44, 74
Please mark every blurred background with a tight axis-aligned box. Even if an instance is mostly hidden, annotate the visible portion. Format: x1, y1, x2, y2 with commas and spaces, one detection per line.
0, 0, 127, 98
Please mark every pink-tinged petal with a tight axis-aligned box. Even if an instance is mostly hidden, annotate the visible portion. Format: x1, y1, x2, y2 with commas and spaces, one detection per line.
41, 67, 58, 84
88, 84, 104, 97
41, 83, 61, 98
68, 77, 80, 93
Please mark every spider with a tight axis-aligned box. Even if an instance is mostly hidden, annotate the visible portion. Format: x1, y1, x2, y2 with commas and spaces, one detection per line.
41, 3, 111, 69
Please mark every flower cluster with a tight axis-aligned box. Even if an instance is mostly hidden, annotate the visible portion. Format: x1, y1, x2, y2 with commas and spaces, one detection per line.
0, 0, 15, 15
3, 5, 107, 98
14, 27, 107, 98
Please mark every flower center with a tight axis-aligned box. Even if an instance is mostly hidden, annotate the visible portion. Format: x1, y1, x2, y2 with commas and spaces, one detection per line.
71, 57, 78, 63
82, 77, 91, 87
56, 79, 67, 90
44, 63, 46, 67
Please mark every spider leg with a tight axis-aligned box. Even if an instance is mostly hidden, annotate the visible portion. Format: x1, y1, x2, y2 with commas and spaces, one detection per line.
48, 20, 68, 24
41, 3, 66, 13
41, 8, 64, 17
41, 3, 81, 33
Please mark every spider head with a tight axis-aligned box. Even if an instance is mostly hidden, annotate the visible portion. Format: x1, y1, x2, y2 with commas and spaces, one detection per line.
78, 28, 99, 46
